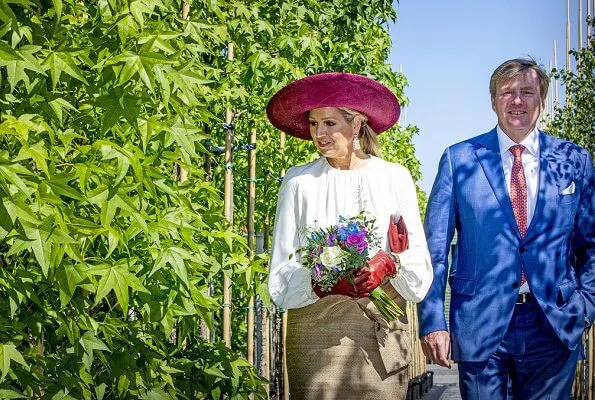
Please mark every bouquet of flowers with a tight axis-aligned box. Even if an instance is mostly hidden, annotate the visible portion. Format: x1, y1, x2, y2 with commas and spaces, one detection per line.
299, 213, 403, 321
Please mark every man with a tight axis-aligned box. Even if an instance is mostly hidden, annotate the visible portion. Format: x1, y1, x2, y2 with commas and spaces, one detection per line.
418, 58, 595, 399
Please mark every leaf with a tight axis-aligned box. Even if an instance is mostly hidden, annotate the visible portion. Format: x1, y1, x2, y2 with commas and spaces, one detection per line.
5, 45, 47, 90
0, 164, 33, 196
22, 224, 51, 277
0, 344, 27, 382
79, 331, 110, 355
14, 140, 49, 176
151, 247, 190, 288
43, 51, 89, 90
56, 263, 88, 308
46, 179, 85, 201
0, 389, 26, 399
142, 389, 175, 400
52, 0, 62, 25
48, 97, 76, 123
95, 383, 107, 400
93, 263, 148, 314
0, 200, 13, 232
0, 2, 19, 31
0, 41, 23, 62
169, 118, 199, 159
204, 366, 228, 379
50, 390, 78, 400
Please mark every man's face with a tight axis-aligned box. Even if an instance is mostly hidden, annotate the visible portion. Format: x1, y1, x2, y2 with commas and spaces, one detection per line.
491, 69, 545, 142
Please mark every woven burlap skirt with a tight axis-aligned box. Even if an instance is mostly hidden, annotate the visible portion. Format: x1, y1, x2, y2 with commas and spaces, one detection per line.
286, 282, 411, 400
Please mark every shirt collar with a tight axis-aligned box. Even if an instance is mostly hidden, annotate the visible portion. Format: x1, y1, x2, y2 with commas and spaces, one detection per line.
496, 125, 540, 157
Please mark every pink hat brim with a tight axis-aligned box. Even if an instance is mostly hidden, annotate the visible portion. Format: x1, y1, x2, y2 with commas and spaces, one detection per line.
266, 72, 400, 140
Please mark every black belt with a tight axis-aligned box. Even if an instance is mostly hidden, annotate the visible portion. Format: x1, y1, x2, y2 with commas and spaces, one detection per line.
516, 293, 533, 304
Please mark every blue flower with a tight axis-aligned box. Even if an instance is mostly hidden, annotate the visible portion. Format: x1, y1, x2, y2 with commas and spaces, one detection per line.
347, 222, 361, 234
338, 226, 349, 240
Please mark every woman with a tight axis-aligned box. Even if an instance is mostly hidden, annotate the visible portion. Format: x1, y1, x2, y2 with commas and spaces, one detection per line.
266, 72, 433, 399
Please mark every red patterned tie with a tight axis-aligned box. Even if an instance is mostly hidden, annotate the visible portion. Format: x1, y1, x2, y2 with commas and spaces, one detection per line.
510, 145, 527, 286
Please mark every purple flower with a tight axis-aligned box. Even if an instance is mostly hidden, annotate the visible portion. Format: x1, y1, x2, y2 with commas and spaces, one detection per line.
326, 233, 338, 246
313, 263, 323, 279
310, 246, 322, 257
346, 232, 368, 254
346, 232, 365, 246
356, 241, 367, 254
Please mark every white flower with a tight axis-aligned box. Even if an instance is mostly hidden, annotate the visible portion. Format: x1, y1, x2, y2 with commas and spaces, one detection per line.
319, 246, 343, 268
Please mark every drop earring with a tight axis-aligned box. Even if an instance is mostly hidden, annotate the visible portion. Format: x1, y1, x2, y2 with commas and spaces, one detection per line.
353, 135, 361, 151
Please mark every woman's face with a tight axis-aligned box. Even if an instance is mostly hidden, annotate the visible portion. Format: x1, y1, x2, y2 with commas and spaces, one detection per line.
308, 107, 358, 159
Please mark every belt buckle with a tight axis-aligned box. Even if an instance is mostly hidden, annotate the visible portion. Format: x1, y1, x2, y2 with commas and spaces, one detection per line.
516, 293, 530, 304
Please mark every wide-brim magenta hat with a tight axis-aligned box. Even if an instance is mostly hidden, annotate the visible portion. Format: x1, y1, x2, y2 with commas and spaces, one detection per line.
266, 72, 400, 140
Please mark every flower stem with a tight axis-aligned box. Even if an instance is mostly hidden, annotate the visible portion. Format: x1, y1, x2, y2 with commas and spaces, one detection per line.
369, 286, 404, 321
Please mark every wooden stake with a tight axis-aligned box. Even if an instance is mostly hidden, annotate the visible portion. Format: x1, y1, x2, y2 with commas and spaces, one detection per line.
282, 311, 289, 400
589, 328, 594, 400
181, 1, 190, 19
247, 128, 257, 256
579, 0, 584, 52
589, 0, 593, 50
200, 125, 212, 341
567, 0, 572, 73
553, 40, 559, 105
276, 130, 289, 400
261, 304, 270, 398
247, 128, 257, 366
261, 168, 272, 398
546, 60, 553, 121
223, 42, 235, 348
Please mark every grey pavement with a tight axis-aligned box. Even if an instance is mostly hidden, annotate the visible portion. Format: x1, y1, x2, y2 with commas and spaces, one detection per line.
422, 363, 462, 400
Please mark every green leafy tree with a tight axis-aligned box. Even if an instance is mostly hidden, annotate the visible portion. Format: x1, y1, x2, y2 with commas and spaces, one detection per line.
0, 0, 265, 397
548, 18, 594, 157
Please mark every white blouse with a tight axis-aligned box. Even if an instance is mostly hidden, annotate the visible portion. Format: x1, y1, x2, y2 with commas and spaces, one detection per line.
268, 156, 434, 309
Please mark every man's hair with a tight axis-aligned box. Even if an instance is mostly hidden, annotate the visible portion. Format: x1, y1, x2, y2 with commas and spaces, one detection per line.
489, 58, 549, 101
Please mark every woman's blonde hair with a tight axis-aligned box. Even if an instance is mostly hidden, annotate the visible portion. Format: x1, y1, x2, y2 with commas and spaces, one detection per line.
337, 107, 382, 158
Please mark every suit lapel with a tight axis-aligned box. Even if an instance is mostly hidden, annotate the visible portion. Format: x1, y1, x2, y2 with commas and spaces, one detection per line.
475, 129, 520, 239
525, 132, 558, 241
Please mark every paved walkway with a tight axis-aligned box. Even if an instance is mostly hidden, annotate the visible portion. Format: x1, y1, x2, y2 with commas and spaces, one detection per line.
422, 363, 461, 400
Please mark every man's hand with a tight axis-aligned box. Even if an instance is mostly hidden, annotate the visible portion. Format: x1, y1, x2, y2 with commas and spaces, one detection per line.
421, 330, 451, 368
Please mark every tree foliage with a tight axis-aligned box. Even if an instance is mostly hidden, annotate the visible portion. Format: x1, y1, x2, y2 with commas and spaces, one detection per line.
0, 0, 422, 397
548, 18, 594, 157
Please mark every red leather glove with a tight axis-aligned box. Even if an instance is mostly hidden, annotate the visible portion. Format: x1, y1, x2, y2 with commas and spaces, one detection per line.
313, 277, 366, 298
354, 250, 396, 294
389, 215, 409, 254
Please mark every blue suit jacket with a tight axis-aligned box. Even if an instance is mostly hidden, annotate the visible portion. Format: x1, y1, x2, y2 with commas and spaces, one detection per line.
418, 128, 595, 362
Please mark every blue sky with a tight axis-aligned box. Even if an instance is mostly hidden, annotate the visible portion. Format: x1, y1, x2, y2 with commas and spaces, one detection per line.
389, 0, 588, 193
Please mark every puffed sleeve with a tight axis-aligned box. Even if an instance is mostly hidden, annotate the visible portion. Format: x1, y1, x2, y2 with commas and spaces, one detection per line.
268, 173, 318, 309
389, 167, 434, 302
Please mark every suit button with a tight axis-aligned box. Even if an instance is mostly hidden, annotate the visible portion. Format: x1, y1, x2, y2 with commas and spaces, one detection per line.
512, 282, 520, 289
519, 246, 526, 253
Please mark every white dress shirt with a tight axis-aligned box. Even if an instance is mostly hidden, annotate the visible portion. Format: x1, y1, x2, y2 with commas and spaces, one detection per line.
268, 156, 434, 309
497, 125, 540, 293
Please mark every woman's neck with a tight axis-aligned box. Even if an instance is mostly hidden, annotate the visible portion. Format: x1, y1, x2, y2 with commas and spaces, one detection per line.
326, 151, 370, 170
